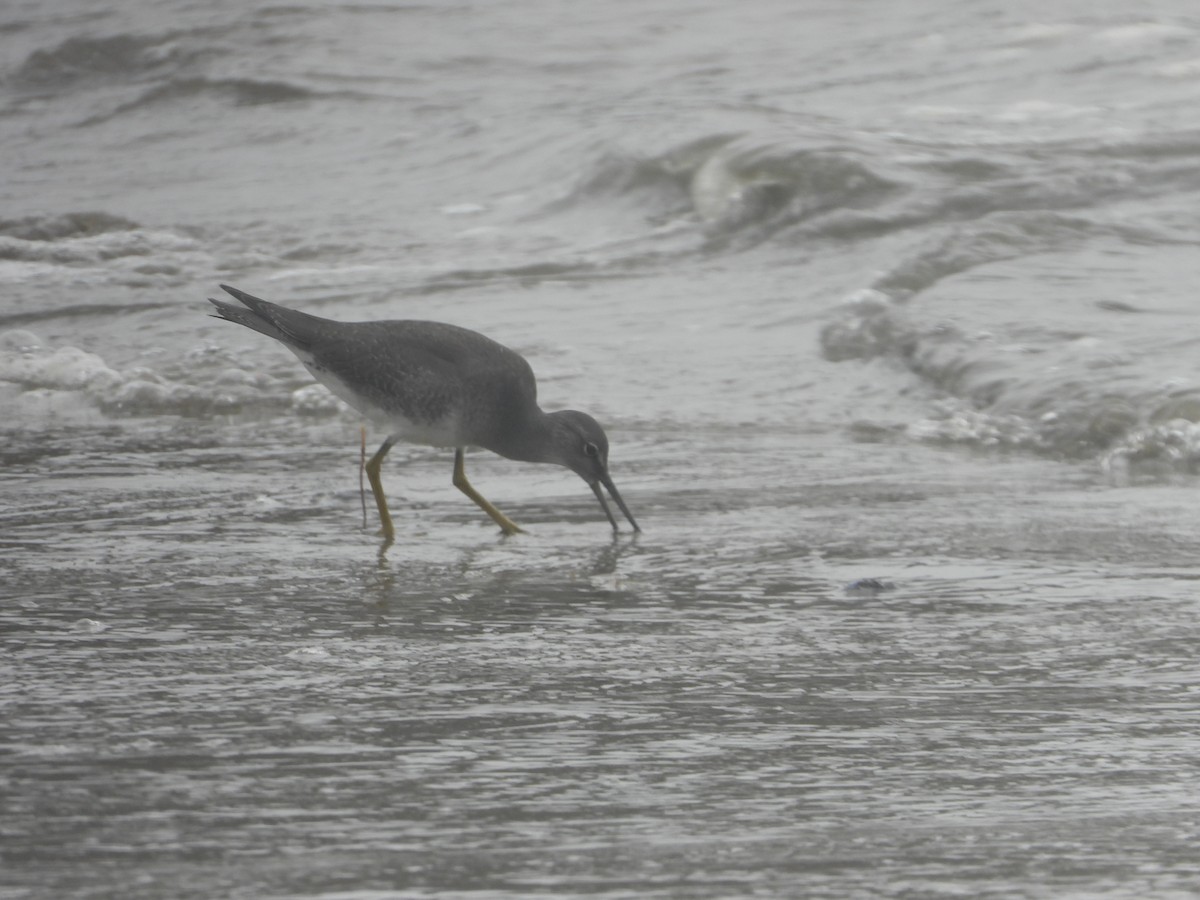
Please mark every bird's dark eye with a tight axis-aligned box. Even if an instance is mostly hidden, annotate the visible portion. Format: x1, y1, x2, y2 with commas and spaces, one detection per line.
583, 441, 600, 458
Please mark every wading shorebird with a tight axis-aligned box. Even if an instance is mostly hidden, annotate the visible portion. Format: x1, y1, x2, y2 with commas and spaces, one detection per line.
208, 285, 639, 542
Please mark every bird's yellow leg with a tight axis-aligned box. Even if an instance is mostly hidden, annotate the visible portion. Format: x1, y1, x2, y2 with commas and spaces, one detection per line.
359, 426, 368, 529
363, 437, 397, 542
452, 448, 524, 536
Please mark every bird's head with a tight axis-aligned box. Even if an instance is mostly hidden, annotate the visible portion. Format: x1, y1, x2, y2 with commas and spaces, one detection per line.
545, 410, 639, 532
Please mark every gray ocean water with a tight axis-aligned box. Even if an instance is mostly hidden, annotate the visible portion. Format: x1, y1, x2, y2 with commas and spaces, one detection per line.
4, 1, 1200, 897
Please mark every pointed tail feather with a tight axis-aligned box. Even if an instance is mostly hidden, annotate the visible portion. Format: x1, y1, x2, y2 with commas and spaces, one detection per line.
208, 296, 291, 343
207, 284, 328, 350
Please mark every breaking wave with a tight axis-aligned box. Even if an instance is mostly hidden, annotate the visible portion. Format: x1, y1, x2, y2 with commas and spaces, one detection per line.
0, 212, 140, 242
820, 287, 1200, 475
0, 328, 345, 420
11, 34, 202, 89
0, 213, 206, 304
551, 133, 900, 246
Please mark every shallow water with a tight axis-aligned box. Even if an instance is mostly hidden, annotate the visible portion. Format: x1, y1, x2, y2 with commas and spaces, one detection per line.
5, 0, 1200, 897
7, 425, 1200, 897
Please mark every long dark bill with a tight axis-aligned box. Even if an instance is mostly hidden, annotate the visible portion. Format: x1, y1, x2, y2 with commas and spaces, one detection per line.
590, 472, 640, 532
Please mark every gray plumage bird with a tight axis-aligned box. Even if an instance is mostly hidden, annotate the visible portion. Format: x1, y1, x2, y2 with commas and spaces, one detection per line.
208, 284, 639, 540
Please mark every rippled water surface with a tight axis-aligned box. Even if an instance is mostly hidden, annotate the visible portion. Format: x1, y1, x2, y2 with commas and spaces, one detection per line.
8, 425, 1200, 898
5, 0, 1200, 897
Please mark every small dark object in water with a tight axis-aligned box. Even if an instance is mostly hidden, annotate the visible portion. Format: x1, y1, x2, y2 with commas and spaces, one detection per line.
845, 577, 895, 593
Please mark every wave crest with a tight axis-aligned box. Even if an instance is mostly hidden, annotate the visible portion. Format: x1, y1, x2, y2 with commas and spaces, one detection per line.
689, 137, 899, 236
0, 329, 346, 420
13, 34, 199, 89
821, 287, 1200, 470
0, 212, 140, 242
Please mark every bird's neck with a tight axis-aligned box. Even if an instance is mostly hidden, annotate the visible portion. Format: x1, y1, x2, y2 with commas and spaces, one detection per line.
484, 407, 560, 466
